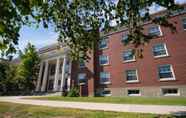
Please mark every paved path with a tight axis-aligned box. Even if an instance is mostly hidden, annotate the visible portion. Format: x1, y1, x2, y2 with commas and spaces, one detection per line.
0, 96, 186, 115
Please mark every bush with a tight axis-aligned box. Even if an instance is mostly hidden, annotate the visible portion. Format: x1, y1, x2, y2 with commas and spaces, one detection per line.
67, 87, 79, 97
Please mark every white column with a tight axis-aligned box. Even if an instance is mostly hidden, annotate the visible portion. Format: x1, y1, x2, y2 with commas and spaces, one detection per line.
67, 61, 72, 91
53, 58, 60, 91
41, 60, 49, 92
60, 55, 67, 91
35, 62, 44, 92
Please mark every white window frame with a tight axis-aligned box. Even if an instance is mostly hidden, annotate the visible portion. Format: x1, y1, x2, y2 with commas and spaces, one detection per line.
182, 18, 186, 30
99, 55, 109, 66
100, 90, 112, 96
153, 43, 169, 58
123, 49, 135, 63
99, 37, 108, 50
78, 73, 86, 85
158, 64, 176, 81
125, 69, 139, 83
148, 25, 163, 36
99, 72, 111, 85
161, 88, 180, 96
127, 89, 141, 96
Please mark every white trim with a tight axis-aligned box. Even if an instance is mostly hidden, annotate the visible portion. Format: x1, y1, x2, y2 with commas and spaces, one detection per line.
158, 25, 163, 36
123, 59, 136, 63
158, 64, 176, 81
153, 43, 169, 58
100, 81, 111, 85
126, 80, 139, 83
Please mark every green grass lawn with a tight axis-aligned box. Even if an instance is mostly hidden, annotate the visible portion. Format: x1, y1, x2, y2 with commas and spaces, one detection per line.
0, 102, 176, 118
32, 96, 186, 106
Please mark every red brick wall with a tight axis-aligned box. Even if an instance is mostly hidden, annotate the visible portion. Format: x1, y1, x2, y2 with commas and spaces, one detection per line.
71, 13, 186, 96
95, 13, 186, 89
71, 52, 95, 96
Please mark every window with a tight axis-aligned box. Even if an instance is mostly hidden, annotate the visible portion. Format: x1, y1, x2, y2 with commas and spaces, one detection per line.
79, 59, 85, 68
99, 55, 109, 65
153, 43, 168, 58
123, 49, 135, 62
126, 70, 138, 82
182, 18, 186, 30
100, 90, 111, 96
162, 88, 179, 96
78, 73, 86, 85
99, 37, 108, 49
121, 34, 129, 44
158, 65, 175, 81
128, 89, 141, 96
148, 26, 162, 36
100, 72, 111, 84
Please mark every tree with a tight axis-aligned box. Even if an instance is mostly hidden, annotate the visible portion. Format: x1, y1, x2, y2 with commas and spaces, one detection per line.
0, 0, 183, 60
0, 59, 18, 95
16, 43, 40, 92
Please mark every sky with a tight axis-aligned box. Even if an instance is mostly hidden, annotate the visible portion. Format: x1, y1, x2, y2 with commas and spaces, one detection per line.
18, 0, 186, 51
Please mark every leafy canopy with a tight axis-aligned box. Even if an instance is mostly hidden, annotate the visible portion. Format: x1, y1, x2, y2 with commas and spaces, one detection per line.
16, 43, 40, 91
0, 0, 182, 60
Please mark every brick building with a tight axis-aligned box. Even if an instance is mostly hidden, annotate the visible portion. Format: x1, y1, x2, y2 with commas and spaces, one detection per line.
36, 4, 186, 97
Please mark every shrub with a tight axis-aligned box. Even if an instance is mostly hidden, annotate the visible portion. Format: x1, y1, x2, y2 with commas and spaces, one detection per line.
67, 86, 79, 97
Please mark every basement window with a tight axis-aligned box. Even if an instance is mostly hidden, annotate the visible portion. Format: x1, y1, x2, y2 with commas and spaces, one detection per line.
100, 90, 111, 96
162, 88, 179, 96
127, 89, 141, 96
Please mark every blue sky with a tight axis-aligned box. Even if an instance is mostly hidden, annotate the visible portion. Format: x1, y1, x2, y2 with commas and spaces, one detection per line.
18, 0, 186, 51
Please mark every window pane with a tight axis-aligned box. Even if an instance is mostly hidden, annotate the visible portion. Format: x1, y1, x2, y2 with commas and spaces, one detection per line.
102, 90, 111, 94
153, 44, 167, 57
158, 65, 173, 79
128, 90, 140, 95
183, 18, 186, 29
99, 38, 107, 49
162, 88, 178, 95
122, 34, 128, 43
148, 26, 161, 36
99, 55, 108, 65
100, 72, 110, 83
123, 50, 134, 61
126, 70, 137, 81
78, 73, 86, 83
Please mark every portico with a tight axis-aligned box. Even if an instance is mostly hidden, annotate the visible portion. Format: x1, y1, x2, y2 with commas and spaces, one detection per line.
35, 44, 71, 93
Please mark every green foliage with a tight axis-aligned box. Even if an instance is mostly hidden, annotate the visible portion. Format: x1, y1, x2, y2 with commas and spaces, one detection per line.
0, 60, 19, 95
16, 43, 40, 92
67, 86, 80, 97
0, 43, 40, 95
0, 0, 183, 60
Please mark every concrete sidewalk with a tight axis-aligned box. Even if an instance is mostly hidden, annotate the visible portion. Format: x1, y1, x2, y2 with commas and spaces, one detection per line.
0, 96, 186, 115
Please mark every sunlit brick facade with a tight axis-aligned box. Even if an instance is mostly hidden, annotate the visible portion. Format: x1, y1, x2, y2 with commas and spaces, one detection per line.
71, 5, 186, 97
